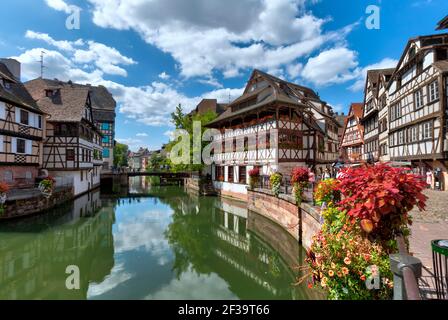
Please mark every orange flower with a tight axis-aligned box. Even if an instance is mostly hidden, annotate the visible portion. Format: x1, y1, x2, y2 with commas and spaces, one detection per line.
360, 275, 366, 281
328, 270, 335, 277
344, 257, 352, 265
308, 283, 313, 289
342, 267, 349, 275
321, 277, 328, 287
337, 271, 343, 278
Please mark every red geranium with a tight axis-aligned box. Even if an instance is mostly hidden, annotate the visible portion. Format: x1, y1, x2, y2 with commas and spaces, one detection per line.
0, 182, 9, 194
291, 167, 310, 184
248, 167, 260, 177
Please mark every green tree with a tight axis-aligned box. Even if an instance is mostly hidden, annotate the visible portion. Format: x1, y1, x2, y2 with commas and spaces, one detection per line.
166, 104, 217, 173
114, 143, 129, 167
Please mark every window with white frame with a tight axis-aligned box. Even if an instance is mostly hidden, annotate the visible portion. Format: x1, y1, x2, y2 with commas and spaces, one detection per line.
422, 121, 433, 139
428, 81, 439, 102
0, 101, 5, 119
414, 89, 424, 109
398, 131, 404, 145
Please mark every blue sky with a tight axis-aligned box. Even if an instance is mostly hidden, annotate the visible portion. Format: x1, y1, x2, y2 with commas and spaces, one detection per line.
0, 0, 446, 151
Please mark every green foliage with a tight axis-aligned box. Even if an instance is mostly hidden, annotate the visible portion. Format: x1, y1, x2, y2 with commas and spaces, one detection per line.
114, 143, 129, 167
166, 104, 217, 173
147, 153, 168, 172
270, 173, 282, 197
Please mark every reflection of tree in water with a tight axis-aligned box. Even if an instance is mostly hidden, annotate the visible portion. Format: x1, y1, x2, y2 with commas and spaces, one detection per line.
0, 192, 116, 299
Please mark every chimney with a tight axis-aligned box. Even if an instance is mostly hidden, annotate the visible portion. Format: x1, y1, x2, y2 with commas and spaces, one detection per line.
0, 58, 21, 81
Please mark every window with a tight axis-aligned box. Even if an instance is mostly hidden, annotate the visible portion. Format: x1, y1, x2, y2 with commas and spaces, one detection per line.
37, 115, 42, 129
16, 138, 26, 154
414, 89, 424, 109
102, 136, 110, 144
390, 102, 402, 121
408, 126, 418, 143
239, 166, 247, 184
0, 101, 5, 119
66, 149, 75, 161
103, 149, 110, 158
81, 170, 83, 181
228, 166, 234, 182
398, 131, 404, 145
20, 110, 29, 125
422, 121, 433, 140
428, 81, 439, 102
101, 123, 110, 130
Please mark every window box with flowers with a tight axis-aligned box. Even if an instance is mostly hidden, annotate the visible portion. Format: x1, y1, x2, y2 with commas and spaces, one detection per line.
248, 167, 260, 189
291, 167, 311, 205
38, 177, 56, 198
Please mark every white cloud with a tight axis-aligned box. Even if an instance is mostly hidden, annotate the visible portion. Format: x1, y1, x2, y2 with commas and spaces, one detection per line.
301, 47, 359, 86
24, 31, 136, 77
136, 133, 148, 137
348, 57, 398, 92
158, 72, 170, 80
44, 0, 80, 14
74, 41, 136, 77
87, 0, 355, 79
25, 30, 83, 51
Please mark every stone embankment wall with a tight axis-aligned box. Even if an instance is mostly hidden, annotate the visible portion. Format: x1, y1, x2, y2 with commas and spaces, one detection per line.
247, 189, 321, 250
1, 187, 74, 220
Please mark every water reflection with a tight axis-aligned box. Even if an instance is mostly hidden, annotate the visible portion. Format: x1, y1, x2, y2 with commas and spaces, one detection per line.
0, 190, 115, 299
0, 178, 317, 300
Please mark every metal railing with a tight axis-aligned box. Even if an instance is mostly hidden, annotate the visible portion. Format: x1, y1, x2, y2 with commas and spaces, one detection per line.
390, 234, 422, 300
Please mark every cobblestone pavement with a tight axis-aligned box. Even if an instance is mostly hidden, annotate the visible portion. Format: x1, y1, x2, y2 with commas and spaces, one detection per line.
409, 190, 448, 298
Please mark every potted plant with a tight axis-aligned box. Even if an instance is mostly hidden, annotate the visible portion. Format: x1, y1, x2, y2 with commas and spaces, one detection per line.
0, 182, 9, 216
248, 167, 260, 189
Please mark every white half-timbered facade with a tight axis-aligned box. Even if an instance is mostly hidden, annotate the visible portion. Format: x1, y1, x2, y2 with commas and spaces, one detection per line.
25, 80, 103, 196
0, 59, 45, 188
207, 70, 341, 200
386, 33, 448, 190
340, 103, 364, 163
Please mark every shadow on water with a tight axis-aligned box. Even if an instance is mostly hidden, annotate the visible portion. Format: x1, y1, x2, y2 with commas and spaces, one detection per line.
0, 176, 320, 300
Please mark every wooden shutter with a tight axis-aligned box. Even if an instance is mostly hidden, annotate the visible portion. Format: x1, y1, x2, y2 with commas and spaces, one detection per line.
26, 140, 32, 154
11, 137, 17, 153
0, 101, 5, 119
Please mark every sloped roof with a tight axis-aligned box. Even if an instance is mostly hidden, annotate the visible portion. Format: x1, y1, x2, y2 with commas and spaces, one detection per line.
350, 103, 364, 119
32, 87, 90, 122
206, 69, 324, 126
433, 60, 448, 73
0, 62, 42, 112
25, 78, 116, 112
437, 15, 448, 30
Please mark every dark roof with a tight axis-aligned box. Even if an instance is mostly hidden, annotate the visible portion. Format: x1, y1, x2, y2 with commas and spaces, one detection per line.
0, 62, 42, 112
25, 78, 116, 112
31, 87, 90, 122
433, 60, 448, 73
437, 15, 448, 30
192, 99, 228, 117
206, 69, 325, 126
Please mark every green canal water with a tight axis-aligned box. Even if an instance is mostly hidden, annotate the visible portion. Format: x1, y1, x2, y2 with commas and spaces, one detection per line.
0, 177, 319, 300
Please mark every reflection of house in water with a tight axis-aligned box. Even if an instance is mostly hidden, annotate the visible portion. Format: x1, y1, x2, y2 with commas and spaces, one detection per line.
0, 190, 115, 299
206, 197, 319, 300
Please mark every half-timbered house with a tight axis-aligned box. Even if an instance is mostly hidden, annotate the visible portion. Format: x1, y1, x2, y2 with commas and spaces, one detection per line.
206, 69, 341, 200
376, 69, 395, 162
0, 59, 45, 188
386, 33, 448, 190
25, 81, 103, 196
340, 103, 364, 163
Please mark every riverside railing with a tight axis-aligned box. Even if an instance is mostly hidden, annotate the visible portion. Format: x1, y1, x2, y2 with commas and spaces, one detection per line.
390, 234, 422, 300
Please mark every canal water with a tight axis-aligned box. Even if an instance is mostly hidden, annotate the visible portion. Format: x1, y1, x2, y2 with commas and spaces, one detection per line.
0, 177, 319, 300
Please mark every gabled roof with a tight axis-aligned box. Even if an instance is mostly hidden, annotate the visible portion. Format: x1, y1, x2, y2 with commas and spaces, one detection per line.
206, 69, 327, 127
25, 78, 116, 112
32, 87, 90, 122
387, 33, 448, 89
0, 62, 42, 113
340, 103, 364, 147
437, 15, 448, 30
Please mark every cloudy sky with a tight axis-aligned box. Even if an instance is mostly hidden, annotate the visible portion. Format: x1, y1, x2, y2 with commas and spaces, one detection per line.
0, 0, 446, 151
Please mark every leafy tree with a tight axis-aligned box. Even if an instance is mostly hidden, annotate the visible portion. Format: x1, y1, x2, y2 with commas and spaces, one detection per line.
166, 104, 217, 173
114, 143, 129, 167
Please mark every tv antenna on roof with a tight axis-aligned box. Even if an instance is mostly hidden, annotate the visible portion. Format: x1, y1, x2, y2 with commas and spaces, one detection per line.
40, 51, 46, 79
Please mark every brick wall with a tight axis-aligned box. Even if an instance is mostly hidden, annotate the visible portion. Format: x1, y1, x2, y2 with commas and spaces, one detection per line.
247, 189, 321, 250
0, 166, 38, 189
